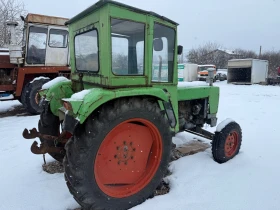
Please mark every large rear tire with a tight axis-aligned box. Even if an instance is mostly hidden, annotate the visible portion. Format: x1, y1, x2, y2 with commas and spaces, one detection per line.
64, 98, 172, 210
212, 122, 242, 163
21, 78, 49, 115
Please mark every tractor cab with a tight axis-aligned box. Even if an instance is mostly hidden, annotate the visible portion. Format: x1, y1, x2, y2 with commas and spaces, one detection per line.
8, 13, 69, 66
67, 0, 181, 90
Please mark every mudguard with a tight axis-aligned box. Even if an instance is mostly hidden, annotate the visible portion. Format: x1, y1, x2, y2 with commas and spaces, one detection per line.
39, 79, 73, 116
63, 87, 170, 124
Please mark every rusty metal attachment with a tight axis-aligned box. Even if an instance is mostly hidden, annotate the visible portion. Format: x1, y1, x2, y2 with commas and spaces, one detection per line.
22, 128, 68, 155
30, 141, 64, 155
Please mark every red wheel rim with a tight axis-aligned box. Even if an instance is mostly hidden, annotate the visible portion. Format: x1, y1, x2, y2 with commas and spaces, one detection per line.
224, 131, 239, 157
35, 92, 40, 105
94, 118, 162, 198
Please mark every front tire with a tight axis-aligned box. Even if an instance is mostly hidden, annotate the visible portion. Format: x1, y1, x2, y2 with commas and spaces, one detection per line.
64, 98, 172, 210
212, 122, 242, 163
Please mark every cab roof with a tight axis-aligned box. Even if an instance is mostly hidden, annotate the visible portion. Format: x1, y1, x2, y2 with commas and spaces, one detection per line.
65, 0, 178, 26
25, 13, 69, 26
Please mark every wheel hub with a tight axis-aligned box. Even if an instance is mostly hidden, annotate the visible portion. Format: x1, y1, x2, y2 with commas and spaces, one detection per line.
115, 141, 136, 165
224, 131, 239, 157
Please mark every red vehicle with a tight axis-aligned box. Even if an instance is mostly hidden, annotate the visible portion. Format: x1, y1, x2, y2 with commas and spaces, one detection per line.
0, 13, 70, 114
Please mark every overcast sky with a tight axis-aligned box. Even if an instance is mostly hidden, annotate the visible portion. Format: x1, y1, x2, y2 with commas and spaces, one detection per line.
23, 0, 280, 53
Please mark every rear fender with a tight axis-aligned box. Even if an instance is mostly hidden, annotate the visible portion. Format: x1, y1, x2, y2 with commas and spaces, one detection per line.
63, 87, 170, 124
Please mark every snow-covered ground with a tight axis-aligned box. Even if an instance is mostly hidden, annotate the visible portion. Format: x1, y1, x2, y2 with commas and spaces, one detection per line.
0, 100, 21, 113
1, 81, 280, 210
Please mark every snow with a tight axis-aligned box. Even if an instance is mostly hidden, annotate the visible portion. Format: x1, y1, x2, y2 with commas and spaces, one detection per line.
41, 76, 70, 90
217, 48, 238, 55
216, 118, 235, 132
64, 89, 92, 101
0, 100, 21, 112
30, 76, 50, 83
0, 94, 14, 100
0, 52, 9, 55
1, 81, 280, 210
178, 81, 209, 88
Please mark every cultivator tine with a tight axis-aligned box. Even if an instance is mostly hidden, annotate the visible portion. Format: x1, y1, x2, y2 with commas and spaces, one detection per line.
22, 128, 63, 142
23, 128, 67, 155
30, 141, 64, 155
30, 141, 48, 154
22, 128, 39, 139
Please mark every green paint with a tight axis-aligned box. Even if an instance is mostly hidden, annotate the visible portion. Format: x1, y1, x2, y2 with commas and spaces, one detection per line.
67, 87, 170, 123
42, 81, 74, 116
41, 0, 220, 134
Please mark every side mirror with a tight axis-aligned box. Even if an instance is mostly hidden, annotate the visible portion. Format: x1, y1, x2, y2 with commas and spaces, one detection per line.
153, 38, 163, 51
177, 45, 183, 55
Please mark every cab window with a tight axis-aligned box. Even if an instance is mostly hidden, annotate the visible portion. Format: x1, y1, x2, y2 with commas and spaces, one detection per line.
74, 30, 99, 72
152, 23, 175, 82
111, 18, 145, 75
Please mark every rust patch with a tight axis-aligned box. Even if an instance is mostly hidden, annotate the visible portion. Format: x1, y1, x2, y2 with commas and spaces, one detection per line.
26, 13, 69, 26
0, 85, 14, 91
0, 55, 16, 68
15, 66, 70, 96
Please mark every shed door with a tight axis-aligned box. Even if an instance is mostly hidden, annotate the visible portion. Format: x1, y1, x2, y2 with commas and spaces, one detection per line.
45, 26, 69, 66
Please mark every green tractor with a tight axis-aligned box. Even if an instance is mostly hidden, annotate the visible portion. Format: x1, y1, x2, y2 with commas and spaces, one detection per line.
23, 1, 242, 209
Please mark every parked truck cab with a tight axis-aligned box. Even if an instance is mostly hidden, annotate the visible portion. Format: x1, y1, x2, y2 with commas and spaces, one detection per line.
0, 13, 71, 114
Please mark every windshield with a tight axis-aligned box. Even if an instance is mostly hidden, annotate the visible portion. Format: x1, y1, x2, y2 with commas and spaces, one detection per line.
26, 26, 48, 64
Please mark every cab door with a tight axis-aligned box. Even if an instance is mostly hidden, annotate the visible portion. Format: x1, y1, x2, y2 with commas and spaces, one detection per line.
45, 26, 69, 66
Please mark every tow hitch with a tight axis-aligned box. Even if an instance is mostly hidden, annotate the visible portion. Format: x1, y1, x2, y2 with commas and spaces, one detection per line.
22, 128, 68, 155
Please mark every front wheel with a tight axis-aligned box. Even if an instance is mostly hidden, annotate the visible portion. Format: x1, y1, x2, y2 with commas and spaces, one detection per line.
64, 98, 172, 210
212, 122, 242, 163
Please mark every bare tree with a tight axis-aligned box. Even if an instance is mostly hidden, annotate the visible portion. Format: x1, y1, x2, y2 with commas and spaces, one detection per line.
234, 48, 258, 59
112, 53, 128, 74
187, 42, 221, 64
259, 51, 280, 78
187, 42, 237, 68
0, 0, 26, 47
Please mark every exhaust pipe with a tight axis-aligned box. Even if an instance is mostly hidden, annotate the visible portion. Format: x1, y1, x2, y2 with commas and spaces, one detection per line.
6, 21, 18, 45
6, 21, 23, 65
207, 68, 215, 86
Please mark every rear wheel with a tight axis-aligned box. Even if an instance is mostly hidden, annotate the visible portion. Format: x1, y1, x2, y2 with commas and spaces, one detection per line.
64, 98, 172, 210
212, 122, 242, 163
21, 78, 49, 114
